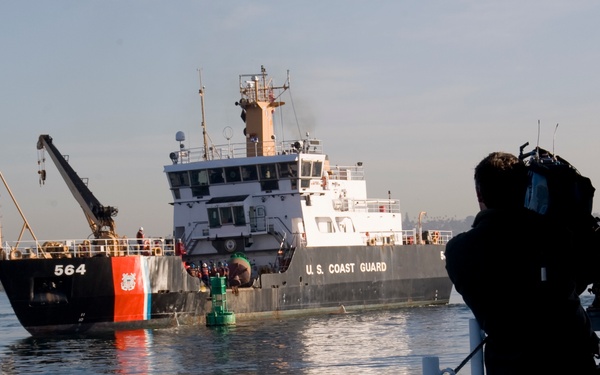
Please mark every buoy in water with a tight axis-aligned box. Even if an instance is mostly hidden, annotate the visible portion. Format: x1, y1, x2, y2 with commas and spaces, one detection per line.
206, 276, 236, 327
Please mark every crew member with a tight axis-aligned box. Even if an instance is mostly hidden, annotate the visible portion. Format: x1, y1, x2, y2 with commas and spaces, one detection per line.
136, 227, 144, 250
175, 239, 186, 256
222, 262, 229, 286
200, 263, 210, 286
216, 261, 226, 277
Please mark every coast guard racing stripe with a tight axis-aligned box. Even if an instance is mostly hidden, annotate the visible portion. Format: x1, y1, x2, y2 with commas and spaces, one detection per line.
112, 257, 151, 322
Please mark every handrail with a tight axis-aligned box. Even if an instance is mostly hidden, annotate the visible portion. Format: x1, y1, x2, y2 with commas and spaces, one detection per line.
0, 237, 176, 260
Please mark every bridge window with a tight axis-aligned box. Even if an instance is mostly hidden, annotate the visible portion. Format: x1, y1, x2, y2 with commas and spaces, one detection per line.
207, 206, 247, 228
312, 161, 323, 177
259, 164, 277, 180
300, 160, 323, 178
241, 165, 258, 181
225, 166, 241, 182
233, 206, 245, 225
220, 207, 233, 224
301, 161, 312, 177
190, 169, 209, 186
208, 168, 225, 184
278, 162, 298, 178
168, 172, 190, 187
172, 189, 181, 199
190, 169, 209, 197
208, 208, 220, 227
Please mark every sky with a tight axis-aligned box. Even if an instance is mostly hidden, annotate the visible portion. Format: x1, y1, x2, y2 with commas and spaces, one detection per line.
1, 1, 600, 241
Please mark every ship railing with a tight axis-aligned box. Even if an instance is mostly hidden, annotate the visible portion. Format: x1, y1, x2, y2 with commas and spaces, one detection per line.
0, 237, 177, 260
366, 199, 400, 213
436, 230, 453, 244
327, 165, 365, 181
400, 230, 453, 245
183, 221, 207, 249
336, 198, 401, 213
184, 218, 291, 246
364, 232, 401, 246
266, 217, 293, 248
170, 138, 324, 164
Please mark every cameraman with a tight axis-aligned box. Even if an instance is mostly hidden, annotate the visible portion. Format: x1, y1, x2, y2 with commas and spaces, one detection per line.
445, 152, 599, 374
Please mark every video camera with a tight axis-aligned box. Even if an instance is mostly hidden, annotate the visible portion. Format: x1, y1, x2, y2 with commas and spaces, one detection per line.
519, 142, 600, 325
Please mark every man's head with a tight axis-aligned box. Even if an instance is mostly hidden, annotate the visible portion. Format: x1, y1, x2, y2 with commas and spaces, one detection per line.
474, 152, 528, 210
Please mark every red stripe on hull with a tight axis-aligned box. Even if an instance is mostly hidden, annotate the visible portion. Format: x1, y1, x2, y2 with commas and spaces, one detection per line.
112, 257, 146, 322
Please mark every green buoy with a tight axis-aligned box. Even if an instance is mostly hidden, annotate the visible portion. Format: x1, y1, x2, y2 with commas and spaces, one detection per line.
205, 275, 236, 326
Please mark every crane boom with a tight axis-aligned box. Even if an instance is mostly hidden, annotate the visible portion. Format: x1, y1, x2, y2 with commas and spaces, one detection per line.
36, 134, 118, 239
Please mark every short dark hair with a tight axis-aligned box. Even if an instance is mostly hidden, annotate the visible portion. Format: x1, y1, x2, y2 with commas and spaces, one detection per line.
474, 152, 528, 209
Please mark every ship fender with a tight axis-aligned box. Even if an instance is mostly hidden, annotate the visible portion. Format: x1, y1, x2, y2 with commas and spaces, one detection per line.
228, 253, 252, 287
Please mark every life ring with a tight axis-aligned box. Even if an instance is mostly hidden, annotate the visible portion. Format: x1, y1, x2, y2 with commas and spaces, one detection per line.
431, 231, 440, 245
153, 247, 163, 256
369, 238, 376, 246
10, 248, 23, 260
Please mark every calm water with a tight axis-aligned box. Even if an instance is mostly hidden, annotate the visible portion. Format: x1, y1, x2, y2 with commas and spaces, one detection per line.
1, 291, 593, 375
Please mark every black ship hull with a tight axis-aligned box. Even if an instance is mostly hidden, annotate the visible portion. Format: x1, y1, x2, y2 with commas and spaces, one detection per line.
0, 244, 451, 336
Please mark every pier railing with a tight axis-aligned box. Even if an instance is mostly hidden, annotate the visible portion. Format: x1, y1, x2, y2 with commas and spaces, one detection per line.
422, 318, 484, 375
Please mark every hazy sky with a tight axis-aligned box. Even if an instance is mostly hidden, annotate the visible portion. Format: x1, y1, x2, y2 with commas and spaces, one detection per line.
1, 1, 600, 241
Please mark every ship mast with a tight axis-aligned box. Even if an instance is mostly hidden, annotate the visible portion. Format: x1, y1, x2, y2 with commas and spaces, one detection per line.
198, 68, 210, 161
237, 65, 288, 157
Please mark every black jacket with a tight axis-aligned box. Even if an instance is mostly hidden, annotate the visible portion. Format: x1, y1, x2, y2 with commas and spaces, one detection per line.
445, 208, 599, 374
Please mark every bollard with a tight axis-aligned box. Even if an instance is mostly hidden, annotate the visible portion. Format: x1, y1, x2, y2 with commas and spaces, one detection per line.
469, 319, 484, 375
422, 356, 440, 375
422, 319, 485, 375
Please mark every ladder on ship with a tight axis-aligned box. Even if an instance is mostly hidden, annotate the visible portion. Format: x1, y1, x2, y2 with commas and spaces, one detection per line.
272, 231, 296, 272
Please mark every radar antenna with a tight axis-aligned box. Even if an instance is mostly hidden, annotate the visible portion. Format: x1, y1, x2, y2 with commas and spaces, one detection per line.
553, 123, 559, 156
536, 119, 541, 159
